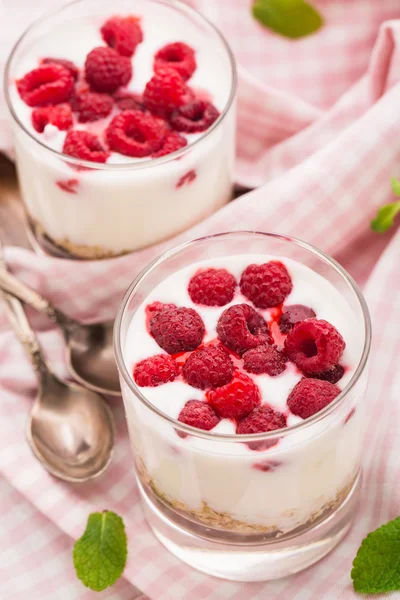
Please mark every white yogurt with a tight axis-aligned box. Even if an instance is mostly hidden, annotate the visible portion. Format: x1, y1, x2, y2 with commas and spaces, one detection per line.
121, 255, 367, 533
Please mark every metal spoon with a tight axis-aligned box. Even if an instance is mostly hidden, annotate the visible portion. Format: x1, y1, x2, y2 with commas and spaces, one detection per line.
0, 249, 120, 396
1, 291, 115, 482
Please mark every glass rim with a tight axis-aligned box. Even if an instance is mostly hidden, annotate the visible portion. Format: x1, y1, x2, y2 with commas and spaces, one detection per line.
4, 0, 237, 171
114, 231, 372, 442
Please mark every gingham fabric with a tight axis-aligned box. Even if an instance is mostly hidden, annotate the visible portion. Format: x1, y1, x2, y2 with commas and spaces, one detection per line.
2, 1, 400, 598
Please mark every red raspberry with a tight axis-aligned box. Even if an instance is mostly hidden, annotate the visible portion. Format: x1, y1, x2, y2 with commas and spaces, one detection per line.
287, 378, 340, 419
308, 364, 345, 385
152, 131, 187, 158
169, 100, 219, 133
16, 64, 74, 107
31, 103, 73, 133
236, 405, 287, 450
41, 57, 79, 80
143, 67, 191, 117
284, 318, 346, 374
63, 130, 109, 163
106, 110, 166, 157
188, 268, 236, 307
133, 354, 180, 387
217, 304, 272, 356
154, 42, 196, 81
279, 304, 316, 334
113, 90, 145, 111
150, 306, 205, 355
240, 261, 293, 309
101, 16, 143, 57
178, 399, 220, 431
85, 47, 132, 94
182, 345, 234, 390
243, 345, 287, 376
71, 90, 113, 123
207, 371, 261, 420
146, 301, 177, 316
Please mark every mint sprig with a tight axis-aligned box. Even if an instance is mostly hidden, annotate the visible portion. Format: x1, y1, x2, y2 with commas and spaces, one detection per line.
252, 0, 323, 39
371, 177, 400, 233
73, 510, 127, 592
352, 516, 400, 594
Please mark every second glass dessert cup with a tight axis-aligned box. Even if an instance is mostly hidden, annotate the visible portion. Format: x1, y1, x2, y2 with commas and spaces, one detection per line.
114, 232, 371, 581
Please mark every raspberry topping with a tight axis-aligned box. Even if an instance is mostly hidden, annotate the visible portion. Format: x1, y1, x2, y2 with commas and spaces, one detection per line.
243, 345, 287, 376
16, 64, 74, 107
152, 131, 187, 158
207, 370, 261, 420
182, 345, 234, 390
236, 405, 287, 450
150, 306, 205, 354
146, 301, 177, 317
31, 104, 73, 133
85, 47, 132, 94
169, 100, 219, 133
279, 304, 316, 334
154, 42, 196, 81
113, 90, 145, 111
284, 318, 345, 374
133, 354, 180, 387
143, 67, 191, 117
240, 261, 293, 309
106, 110, 166, 157
71, 90, 113, 123
63, 130, 109, 163
178, 400, 220, 431
308, 364, 345, 384
188, 268, 236, 307
41, 57, 79, 80
101, 16, 143, 57
217, 304, 272, 356
287, 378, 340, 419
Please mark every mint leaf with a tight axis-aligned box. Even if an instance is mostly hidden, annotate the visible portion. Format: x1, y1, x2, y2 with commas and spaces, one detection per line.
370, 201, 400, 233
73, 510, 127, 592
352, 517, 400, 593
252, 0, 323, 39
391, 177, 400, 196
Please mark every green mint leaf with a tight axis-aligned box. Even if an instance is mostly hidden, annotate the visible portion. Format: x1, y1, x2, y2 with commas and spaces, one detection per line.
351, 517, 400, 593
73, 510, 127, 592
391, 177, 400, 196
370, 201, 400, 233
252, 0, 323, 39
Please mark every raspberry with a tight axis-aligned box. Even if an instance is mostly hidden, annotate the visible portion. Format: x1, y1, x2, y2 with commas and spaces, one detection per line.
71, 90, 113, 122
113, 90, 145, 111
150, 306, 205, 354
287, 378, 340, 419
236, 405, 287, 450
279, 304, 316, 334
308, 364, 345, 384
63, 130, 109, 163
31, 103, 73, 133
169, 100, 219, 133
85, 47, 132, 93
154, 42, 196, 81
133, 354, 180, 387
188, 268, 236, 307
217, 304, 272, 356
16, 64, 74, 107
101, 16, 143, 57
178, 400, 220, 431
106, 110, 166, 157
183, 345, 234, 390
41, 57, 79, 80
240, 261, 293, 309
152, 131, 187, 157
146, 301, 176, 316
243, 345, 287, 376
143, 67, 191, 117
207, 371, 261, 420
284, 318, 346, 374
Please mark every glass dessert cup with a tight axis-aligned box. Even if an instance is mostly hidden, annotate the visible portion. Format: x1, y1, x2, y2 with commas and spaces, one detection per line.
114, 232, 371, 581
5, 0, 236, 260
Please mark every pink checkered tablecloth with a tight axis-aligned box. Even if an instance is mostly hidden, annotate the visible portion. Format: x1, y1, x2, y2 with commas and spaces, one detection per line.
2, 1, 400, 598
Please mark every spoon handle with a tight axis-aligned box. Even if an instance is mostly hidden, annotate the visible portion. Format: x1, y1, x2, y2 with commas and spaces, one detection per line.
1, 291, 50, 382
